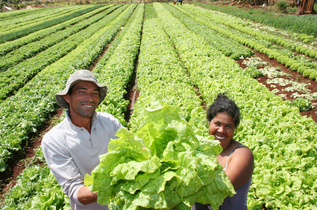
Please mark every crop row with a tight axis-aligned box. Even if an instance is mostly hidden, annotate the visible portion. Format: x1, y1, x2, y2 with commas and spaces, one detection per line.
0, 5, 117, 72
165, 4, 254, 60
190, 5, 317, 60
154, 3, 317, 209
1, 3, 199, 208
0, 5, 127, 101
0, 4, 136, 173
0, 5, 106, 56
2, 163, 68, 210
180, 5, 317, 81
130, 7, 204, 133
193, 2, 317, 38
98, 5, 232, 209
1, 3, 317, 209
94, 4, 144, 126
0, 6, 81, 33
1, 5, 143, 209
0, 5, 102, 43
0, 7, 43, 21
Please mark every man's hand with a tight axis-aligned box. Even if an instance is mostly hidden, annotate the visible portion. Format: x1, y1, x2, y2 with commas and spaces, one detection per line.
78, 186, 98, 205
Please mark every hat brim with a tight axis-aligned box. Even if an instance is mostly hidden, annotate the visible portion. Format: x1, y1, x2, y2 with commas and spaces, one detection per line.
55, 80, 107, 109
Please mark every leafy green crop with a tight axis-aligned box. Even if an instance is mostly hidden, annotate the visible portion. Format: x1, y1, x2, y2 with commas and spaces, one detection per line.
85, 105, 235, 210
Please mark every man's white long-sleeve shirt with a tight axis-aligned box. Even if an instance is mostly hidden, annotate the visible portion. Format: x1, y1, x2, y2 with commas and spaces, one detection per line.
42, 111, 123, 210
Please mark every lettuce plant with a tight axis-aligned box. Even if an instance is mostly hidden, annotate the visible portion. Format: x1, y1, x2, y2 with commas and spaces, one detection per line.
85, 105, 235, 210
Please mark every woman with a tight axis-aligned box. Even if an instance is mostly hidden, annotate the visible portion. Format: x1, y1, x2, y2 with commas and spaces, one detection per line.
193, 93, 254, 210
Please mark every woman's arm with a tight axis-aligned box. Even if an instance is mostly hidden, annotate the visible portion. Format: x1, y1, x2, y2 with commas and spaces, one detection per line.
224, 147, 254, 189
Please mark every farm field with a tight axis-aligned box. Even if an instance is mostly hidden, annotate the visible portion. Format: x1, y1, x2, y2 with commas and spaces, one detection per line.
1, 2, 317, 209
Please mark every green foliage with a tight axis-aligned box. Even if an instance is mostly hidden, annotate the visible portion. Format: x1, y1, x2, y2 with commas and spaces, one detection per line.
85, 105, 235, 209
2, 3, 317, 210
243, 66, 264, 78
0, 6, 101, 43
0, 4, 136, 172
276, 0, 289, 11
298, 66, 308, 74
285, 59, 295, 68
1, 165, 68, 210
291, 98, 313, 111
290, 62, 302, 71
96, 4, 144, 126
0, 5, 127, 101
303, 69, 314, 78
150, 4, 317, 209
192, 1, 317, 37
292, 33, 315, 43
0, 5, 116, 71
309, 71, 317, 80
145, 3, 157, 19
164, 4, 254, 60
0, 6, 105, 56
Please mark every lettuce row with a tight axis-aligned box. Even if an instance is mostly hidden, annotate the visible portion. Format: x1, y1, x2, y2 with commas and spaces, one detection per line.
187, 4, 317, 61
0, 5, 127, 101
0, 5, 110, 56
2, 6, 142, 208
1, 6, 141, 208
0, 4, 135, 173
2, 165, 70, 210
163, 4, 254, 60
144, 3, 157, 20
192, 2, 317, 38
0, 5, 116, 71
0, 7, 54, 22
177, 4, 271, 49
128, 16, 202, 130
0, 6, 98, 43
153, 3, 317, 209
131, 18, 207, 138
0, 6, 81, 33
85, 105, 235, 210
95, 3, 143, 126
182, 4, 317, 81
85, 7, 235, 209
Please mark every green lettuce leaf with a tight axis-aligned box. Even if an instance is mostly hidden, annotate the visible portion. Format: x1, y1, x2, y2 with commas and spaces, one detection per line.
85, 104, 235, 209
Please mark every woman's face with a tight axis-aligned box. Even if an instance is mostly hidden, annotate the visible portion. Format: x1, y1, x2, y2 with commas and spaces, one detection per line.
208, 112, 235, 148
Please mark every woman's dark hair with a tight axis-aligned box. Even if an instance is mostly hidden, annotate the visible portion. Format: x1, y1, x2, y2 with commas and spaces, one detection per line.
206, 93, 240, 128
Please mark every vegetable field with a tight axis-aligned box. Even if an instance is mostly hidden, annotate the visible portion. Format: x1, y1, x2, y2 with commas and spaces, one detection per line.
1, 2, 317, 209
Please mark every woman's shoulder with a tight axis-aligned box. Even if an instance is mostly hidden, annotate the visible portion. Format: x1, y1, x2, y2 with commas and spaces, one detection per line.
231, 141, 253, 154
231, 141, 253, 161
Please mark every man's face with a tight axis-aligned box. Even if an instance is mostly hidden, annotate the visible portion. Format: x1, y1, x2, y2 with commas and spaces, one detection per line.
63, 81, 100, 120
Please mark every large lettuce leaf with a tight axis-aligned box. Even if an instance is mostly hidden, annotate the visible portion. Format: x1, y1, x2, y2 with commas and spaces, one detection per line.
85, 105, 235, 209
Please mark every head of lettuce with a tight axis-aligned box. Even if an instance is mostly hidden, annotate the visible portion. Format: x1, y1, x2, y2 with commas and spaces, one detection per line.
84, 105, 235, 210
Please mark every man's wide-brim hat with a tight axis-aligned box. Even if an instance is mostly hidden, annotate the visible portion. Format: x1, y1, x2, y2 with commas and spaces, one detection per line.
55, 70, 107, 109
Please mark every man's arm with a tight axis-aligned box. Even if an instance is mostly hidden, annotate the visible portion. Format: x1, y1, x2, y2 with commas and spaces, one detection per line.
78, 186, 98, 205
42, 134, 92, 207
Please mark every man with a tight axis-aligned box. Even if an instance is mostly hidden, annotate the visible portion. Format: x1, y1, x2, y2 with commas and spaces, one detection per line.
42, 70, 123, 210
